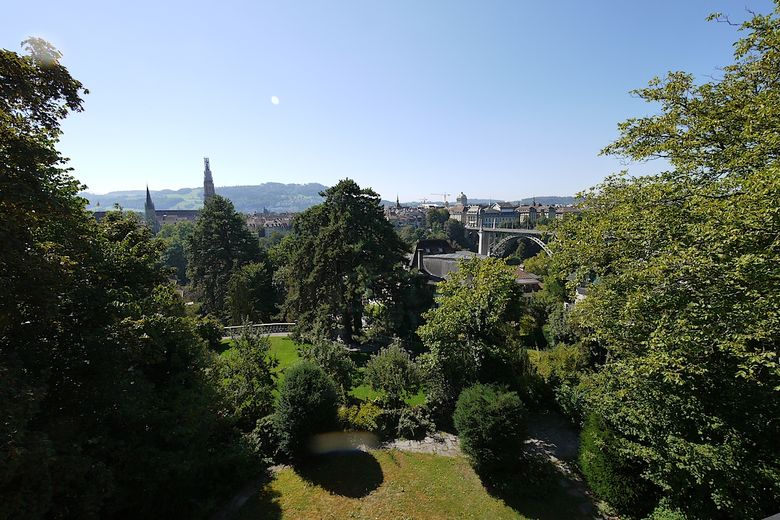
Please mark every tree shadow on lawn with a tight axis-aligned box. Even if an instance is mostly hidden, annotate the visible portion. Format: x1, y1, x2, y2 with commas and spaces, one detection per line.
477, 454, 598, 520
228, 471, 283, 520
294, 451, 384, 498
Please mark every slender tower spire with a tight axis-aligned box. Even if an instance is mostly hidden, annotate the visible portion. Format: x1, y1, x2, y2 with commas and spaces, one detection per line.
203, 157, 216, 203
144, 185, 160, 234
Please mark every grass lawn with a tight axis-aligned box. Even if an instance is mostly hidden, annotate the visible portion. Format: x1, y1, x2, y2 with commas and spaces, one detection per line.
237, 450, 521, 520
268, 336, 302, 378
236, 450, 591, 520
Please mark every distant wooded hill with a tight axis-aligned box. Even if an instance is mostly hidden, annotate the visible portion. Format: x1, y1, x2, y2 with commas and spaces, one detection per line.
82, 183, 328, 213
82, 184, 577, 213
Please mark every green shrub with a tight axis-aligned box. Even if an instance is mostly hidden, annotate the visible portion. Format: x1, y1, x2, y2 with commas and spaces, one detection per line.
274, 361, 339, 458
396, 406, 434, 440
453, 384, 526, 473
300, 339, 356, 399
216, 325, 277, 432
248, 415, 280, 464
643, 501, 688, 520
579, 413, 657, 517
195, 314, 226, 352
529, 343, 586, 385
338, 402, 384, 432
554, 380, 588, 427
364, 341, 421, 406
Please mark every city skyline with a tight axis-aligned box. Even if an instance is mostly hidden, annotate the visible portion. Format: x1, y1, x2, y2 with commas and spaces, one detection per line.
6, 0, 774, 201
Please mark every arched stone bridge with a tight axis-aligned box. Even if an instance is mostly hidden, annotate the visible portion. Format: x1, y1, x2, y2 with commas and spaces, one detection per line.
465, 226, 553, 257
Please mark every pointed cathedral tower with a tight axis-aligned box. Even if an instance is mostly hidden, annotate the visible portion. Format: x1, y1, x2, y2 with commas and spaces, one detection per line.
144, 185, 160, 234
203, 157, 216, 203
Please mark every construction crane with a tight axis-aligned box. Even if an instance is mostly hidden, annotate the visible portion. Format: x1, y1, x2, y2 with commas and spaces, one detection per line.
430, 192, 451, 206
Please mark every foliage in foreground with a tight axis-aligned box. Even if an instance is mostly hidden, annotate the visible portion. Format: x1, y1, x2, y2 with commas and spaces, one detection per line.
0, 39, 256, 520
551, 6, 780, 518
578, 414, 658, 517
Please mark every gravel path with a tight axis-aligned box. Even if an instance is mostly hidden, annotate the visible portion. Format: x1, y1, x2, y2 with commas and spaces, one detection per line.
524, 412, 605, 519
382, 431, 461, 457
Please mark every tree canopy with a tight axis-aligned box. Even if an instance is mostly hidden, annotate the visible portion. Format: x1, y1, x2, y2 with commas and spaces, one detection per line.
278, 179, 409, 343
550, 7, 780, 518
187, 195, 262, 319
1, 40, 254, 519
417, 257, 528, 417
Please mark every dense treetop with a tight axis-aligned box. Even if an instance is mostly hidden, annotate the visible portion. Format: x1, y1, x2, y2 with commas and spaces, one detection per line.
549, 6, 780, 518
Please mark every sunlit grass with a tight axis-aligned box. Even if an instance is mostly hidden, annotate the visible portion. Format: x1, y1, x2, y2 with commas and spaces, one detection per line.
236, 450, 529, 520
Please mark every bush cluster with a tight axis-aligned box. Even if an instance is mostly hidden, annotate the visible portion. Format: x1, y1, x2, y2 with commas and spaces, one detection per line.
395, 406, 434, 440
274, 361, 339, 459
338, 402, 383, 432
363, 342, 421, 406
579, 414, 658, 518
453, 384, 526, 474
300, 339, 356, 398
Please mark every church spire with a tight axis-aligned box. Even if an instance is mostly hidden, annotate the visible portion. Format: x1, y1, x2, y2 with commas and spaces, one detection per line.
203, 157, 216, 203
145, 185, 154, 210
144, 185, 160, 234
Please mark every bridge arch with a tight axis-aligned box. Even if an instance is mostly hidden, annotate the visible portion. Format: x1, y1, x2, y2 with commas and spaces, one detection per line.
489, 234, 553, 258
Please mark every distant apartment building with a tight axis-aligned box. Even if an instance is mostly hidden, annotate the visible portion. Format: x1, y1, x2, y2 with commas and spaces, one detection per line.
384, 203, 426, 228
245, 212, 294, 235
408, 239, 542, 293
448, 192, 581, 228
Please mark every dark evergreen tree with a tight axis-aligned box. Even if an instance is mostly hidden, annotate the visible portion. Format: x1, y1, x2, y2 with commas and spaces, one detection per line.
157, 220, 194, 284
225, 261, 276, 325
278, 179, 408, 343
187, 195, 262, 319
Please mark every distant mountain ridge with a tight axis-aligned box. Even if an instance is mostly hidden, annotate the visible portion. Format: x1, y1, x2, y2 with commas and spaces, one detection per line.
82, 183, 328, 213
82, 185, 577, 213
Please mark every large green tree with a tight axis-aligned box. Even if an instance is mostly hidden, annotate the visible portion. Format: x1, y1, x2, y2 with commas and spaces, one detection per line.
1, 40, 252, 519
187, 195, 262, 319
157, 220, 194, 284
417, 257, 528, 417
225, 261, 276, 325
278, 179, 408, 343
551, 7, 780, 518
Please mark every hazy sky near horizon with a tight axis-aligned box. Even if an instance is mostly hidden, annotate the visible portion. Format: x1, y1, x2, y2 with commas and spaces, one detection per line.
6, 0, 775, 201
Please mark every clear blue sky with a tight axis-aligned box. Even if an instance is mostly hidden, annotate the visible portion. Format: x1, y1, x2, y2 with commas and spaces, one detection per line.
5, 0, 775, 201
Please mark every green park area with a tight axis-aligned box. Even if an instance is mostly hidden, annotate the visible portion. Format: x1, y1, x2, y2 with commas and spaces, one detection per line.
220, 336, 426, 406
236, 450, 590, 520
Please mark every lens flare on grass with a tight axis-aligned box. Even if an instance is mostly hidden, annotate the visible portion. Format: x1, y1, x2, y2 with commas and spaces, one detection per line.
309, 431, 380, 454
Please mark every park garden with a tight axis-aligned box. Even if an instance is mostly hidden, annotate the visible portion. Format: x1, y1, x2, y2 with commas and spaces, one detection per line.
2, 5, 780, 520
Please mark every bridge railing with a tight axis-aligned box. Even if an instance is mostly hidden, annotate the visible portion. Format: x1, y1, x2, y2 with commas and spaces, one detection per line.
223, 322, 296, 335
